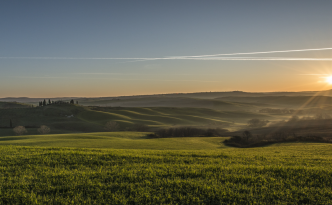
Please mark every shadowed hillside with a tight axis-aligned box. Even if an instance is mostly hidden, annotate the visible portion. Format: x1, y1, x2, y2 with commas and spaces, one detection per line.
0, 102, 273, 136
76, 96, 261, 111
217, 96, 332, 109
0, 102, 32, 109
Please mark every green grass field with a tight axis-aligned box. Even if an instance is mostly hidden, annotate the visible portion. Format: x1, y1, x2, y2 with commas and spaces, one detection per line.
1, 96, 332, 204
0, 132, 226, 150
1, 140, 331, 204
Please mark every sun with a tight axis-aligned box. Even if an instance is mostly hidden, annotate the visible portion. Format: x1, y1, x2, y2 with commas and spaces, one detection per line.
326, 76, 332, 84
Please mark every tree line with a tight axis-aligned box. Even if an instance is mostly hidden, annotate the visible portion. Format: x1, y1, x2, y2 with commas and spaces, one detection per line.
224, 130, 332, 148
259, 108, 301, 114
38, 99, 78, 106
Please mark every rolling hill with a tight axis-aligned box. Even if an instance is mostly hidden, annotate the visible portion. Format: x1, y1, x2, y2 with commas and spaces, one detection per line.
216, 96, 332, 109
0, 103, 272, 136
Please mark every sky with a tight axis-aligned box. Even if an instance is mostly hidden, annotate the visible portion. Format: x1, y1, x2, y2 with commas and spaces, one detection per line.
1, 0, 332, 98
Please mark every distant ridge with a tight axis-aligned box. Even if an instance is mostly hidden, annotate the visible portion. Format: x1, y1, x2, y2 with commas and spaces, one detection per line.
1, 89, 332, 103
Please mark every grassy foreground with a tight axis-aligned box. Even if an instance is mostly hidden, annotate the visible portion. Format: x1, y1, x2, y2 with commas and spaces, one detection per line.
0, 132, 226, 150
1, 142, 332, 204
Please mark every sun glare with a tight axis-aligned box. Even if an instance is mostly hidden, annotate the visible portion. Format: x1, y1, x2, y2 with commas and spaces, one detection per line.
326, 76, 332, 84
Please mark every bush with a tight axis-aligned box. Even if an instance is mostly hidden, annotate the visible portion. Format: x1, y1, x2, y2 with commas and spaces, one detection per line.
105, 121, 120, 131
38, 125, 51, 134
13, 126, 27, 135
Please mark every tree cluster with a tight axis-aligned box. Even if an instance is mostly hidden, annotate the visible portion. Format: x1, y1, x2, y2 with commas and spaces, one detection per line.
259, 108, 301, 114
224, 131, 332, 148
280, 114, 332, 124
38, 99, 78, 106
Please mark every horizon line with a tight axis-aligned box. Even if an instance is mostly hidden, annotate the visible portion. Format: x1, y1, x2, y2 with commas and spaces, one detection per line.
1, 89, 331, 99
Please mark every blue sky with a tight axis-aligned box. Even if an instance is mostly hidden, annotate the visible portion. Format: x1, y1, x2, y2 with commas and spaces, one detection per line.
1, 0, 332, 97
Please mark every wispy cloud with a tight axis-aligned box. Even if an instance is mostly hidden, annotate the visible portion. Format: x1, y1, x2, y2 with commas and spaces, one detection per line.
0, 57, 152, 60
2, 56, 332, 61
174, 57, 332, 61
13, 76, 220, 83
299, 74, 331, 76
77, 73, 224, 76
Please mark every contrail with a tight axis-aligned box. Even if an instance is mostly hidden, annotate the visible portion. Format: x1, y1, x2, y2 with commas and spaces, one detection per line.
167, 47, 332, 58
0, 56, 275, 60
182, 57, 332, 61
1, 47, 332, 61
2, 57, 332, 61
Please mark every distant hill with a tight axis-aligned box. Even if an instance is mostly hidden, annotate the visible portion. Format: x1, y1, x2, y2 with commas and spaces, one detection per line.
2, 89, 332, 105
0, 97, 78, 103
0, 101, 32, 109
76, 96, 262, 111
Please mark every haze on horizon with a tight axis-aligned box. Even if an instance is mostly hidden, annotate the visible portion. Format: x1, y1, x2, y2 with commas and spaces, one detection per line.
1, 0, 332, 98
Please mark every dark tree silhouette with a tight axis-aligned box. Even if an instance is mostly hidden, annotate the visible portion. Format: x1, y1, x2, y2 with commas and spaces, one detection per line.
242, 130, 252, 142
43, 99, 46, 106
